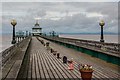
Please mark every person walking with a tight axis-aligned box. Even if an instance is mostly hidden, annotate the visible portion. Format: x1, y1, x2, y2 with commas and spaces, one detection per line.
68, 58, 74, 70
63, 56, 67, 64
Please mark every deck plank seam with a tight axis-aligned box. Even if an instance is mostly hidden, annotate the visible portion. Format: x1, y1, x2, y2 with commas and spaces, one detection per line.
41, 49, 74, 79
36, 51, 45, 79
40, 50, 53, 79
46, 39, 119, 78
37, 37, 119, 79
40, 48, 68, 79
38, 49, 64, 79
40, 50, 56, 80
38, 50, 50, 79
34, 52, 41, 79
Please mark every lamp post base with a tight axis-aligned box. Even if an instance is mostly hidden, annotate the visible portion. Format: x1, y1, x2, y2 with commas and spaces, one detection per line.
100, 39, 104, 43
11, 40, 16, 44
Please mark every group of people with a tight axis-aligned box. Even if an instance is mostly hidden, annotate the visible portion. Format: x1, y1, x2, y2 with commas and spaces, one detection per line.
50, 48, 74, 70
39, 39, 74, 70
47, 42, 74, 70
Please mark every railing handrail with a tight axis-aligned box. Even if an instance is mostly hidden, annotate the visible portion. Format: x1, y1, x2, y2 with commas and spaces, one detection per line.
51, 36, 119, 47
1, 37, 31, 66
41, 36, 119, 56
57, 37, 119, 45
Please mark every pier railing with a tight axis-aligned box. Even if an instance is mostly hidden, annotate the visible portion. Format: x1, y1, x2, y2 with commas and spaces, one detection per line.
40, 36, 120, 56
1, 37, 31, 66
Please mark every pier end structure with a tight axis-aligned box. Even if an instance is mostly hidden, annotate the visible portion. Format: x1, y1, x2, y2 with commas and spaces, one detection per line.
32, 20, 42, 36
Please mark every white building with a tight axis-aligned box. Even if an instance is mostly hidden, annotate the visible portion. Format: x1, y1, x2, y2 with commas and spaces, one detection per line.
32, 21, 42, 36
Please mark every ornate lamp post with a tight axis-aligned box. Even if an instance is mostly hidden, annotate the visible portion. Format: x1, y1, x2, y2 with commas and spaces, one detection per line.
26, 31, 28, 37
11, 19, 17, 44
49, 32, 52, 36
99, 20, 105, 42
52, 31, 55, 37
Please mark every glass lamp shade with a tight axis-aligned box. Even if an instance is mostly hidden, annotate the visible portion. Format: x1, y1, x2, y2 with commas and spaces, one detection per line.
99, 20, 105, 26
11, 19, 17, 26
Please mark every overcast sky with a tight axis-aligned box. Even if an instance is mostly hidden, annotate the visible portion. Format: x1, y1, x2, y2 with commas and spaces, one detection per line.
1, 1, 119, 34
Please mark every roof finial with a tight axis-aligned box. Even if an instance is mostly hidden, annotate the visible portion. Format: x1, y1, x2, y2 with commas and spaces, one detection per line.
34, 17, 40, 26
34, 17, 40, 23
36, 19, 38, 24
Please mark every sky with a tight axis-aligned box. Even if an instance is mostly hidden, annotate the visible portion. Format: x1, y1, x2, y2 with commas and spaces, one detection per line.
1, 0, 119, 34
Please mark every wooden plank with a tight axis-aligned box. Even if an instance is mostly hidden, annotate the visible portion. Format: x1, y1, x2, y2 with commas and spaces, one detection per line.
38, 37, 81, 79
68, 57, 114, 79
41, 50, 63, 79
40, 48, 68, 79
41, 52, 55, 79
2, 38, 31, 80
36, 52, 45, 79
34, 53, 41, 79
25, 37, 119, 80
2, 60, 16, 79
6, 60, 22, 79
38, 37, 120, 77
27, 52, 32, 79
46, 39, 111, 79
73, 58, 112, 79
50, 53, 80, 78
64, 55, 105, 79
56, 59, 80, 78
43, 51, 70, 79
38, 38, 80, 78
47, 52, 77, 79
38, 50, 50, 79
44, 53, 60, 79
42, 49, 61, 79
44, 37, 116, 79
37, 40, 80, 78
32, 53, 36, 78
75, 65, 103, 79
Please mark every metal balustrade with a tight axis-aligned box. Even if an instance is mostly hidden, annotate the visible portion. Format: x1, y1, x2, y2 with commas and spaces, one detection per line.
1, 37, 31, 66
40, 36, 119, 55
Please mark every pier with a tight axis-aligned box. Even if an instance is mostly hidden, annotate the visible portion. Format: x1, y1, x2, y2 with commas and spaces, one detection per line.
2, 2, 120, 80
40, 36, 120, 65
1, 36, 120, 80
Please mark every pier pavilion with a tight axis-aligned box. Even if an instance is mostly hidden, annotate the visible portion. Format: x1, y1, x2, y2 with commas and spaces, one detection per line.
32, 20, 42, 36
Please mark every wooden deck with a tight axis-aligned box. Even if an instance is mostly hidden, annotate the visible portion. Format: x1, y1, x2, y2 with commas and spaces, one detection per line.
2, 37, 120, 80
2, 37, 31, 80
37, 37, 120, 79
22, 37, 81, 79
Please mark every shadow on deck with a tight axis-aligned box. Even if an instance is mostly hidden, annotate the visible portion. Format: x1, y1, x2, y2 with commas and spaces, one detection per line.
2, 37, 120, 80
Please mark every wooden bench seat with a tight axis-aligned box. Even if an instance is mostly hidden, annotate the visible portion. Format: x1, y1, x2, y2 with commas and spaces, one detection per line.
2, 38, 31, 80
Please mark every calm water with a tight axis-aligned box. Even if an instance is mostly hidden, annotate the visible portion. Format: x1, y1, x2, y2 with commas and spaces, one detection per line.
0, 34, 13, 52
59, 34, 118, 43
0, 34, 119, 52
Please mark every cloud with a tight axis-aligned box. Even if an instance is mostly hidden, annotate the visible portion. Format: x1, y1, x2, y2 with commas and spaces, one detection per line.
1, 0, 119, 2
1, 2, 118, 34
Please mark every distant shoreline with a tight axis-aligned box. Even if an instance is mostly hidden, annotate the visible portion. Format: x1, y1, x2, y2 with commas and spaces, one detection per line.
0, 33, 119, 52
1, 33, 119, 35
58, 32, 118, 35
59, 33, 118, 35
59, 34, 118, 43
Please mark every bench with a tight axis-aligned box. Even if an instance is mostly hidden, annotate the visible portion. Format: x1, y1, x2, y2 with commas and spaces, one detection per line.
2, 37, 31, 80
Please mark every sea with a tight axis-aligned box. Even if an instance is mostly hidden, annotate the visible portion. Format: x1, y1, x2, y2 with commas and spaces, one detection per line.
0, 34, 119, 53
0, 34, 13, 53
